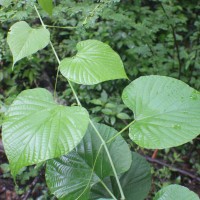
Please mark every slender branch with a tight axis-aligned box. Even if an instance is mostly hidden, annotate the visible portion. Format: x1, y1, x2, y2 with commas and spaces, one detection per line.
107, 120, 135, 144
152, 149, 158, 159
22, 170, 43, 200
34, 5, 125, 199
190, 31, 200, 82
0, 140, 4, 153
100, 180, 117, 200
145, 156, 200, 182
45, 25, 76, 29
160, 3, 182, 79
89, 119, 125, 200
76, 144, 117, 200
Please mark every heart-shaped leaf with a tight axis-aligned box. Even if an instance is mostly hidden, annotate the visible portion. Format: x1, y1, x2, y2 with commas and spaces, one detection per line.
38, 0, 53, 15
122, 75, 200, 149
46, 123, 132, 200
59, 40, 128, 85
91, 152, 151, 200
7, 21, 50, 67
153, 185, 199, 200
2, 88, 89, 177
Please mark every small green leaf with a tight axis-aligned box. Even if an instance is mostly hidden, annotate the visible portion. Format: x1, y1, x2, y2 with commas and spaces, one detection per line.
91, 152, 151, 200
2, 88, 89, 177
102, 108, 113, 115
117, 113, 130, 120
122, 75, 200, 149
153, 185, 199, 200
38, 0, 53, 15
0, 0, 12, 7
59, 40, 128, 85
90, 99, 103, 105
7, 21, 50, 68
46, 123, 132, 200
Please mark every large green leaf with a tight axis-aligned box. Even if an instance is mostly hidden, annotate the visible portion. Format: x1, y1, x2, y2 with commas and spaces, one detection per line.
59, 40, 128, 85
45, 123, 132, 200
2, 88, 89, 177
38, 0, 53, 15
153, 185, 199, 200
122, 75, 200, 149
7, 21, 50, 67
91, 152, 151, 200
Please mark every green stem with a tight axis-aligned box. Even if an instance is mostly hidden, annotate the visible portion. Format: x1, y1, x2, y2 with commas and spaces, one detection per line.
89, 119, 125, 200
106, 120, 135, 144
46, 25, 77, 29
160, 3, 182, 79
100, 180, 117, 200
77, 144, 117, 200
34, 5, 125, 199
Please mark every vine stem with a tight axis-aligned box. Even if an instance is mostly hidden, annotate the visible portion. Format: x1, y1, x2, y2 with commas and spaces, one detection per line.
107, 120, 135, 144
34, 5, 125, 200
160, 3, 182, 79
76, 144, 117, 200
89, 119, 125, 200
45, 25, 77, 29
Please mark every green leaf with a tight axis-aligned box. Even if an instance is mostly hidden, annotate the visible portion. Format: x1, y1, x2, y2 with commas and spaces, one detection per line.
38, 0, 53, 15
7, 21, 50, 68
2, 88, 89, 177
59, 40, 128, 85
0, 0, 12, 7
117, 113, 130, 120
46, 123, 132, 200
102, 108, 113, 115
153, 185, 200, 200
91, 152, 151, 200
122, 75, 200, 149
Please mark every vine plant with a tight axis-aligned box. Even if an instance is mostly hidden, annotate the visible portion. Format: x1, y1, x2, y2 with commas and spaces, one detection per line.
2, 1, 200, 200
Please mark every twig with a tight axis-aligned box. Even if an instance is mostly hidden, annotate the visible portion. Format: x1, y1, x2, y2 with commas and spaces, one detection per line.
145, 156, 200, 182
0, 140, 4, 153
190, 31, 200, 82
152, 149, 158, 159
22, 170, 43, 200
160, 3, 182, 79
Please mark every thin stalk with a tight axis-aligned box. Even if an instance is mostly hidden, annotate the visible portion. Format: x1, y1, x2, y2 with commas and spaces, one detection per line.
34, 5, 125, 199
76, 144, 117, 200
100, 180, 117, 200
46, 25, 77, 29
107, 120, 135, 144
160, 3, 182, 79
89, 119, 125, 200
35, 5, 80, 100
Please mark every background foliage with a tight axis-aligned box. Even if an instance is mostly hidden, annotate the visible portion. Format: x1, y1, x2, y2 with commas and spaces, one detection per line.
0, 0, 200, 199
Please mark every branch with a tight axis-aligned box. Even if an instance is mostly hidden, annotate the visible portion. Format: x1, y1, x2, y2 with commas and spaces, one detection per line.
22, 176, 39, 200
160, 3, 182, 79
145, 156, 200, 182
0, 140, 4, 153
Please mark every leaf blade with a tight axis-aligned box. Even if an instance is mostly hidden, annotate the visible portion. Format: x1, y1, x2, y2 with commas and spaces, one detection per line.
59, 40, 128, 85
7, 21, 50, 67
38, 0, 53, 15
91, 152, 152, 200
122, 75, 200, 149
46, 123, 132, 200
2, 88, 89, 177
153, 184, 199, 200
